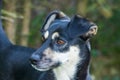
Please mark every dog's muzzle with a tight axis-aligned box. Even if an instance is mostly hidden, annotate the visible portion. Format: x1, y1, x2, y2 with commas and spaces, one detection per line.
29, 54, 60, 71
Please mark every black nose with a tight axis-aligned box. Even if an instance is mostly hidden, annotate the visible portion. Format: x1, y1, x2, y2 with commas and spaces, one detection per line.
30, 54, 40, 65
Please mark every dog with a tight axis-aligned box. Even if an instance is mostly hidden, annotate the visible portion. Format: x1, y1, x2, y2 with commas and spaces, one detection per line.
30, 10, 98, 80
0, 1, 42, 80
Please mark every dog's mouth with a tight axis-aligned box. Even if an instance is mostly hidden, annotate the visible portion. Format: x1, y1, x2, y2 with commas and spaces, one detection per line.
31, 64, 50, 71
30, 58, 60, 71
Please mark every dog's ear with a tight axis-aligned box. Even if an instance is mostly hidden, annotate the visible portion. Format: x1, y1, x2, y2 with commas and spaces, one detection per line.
68, 15, 98, 41
41, 10, 69, 33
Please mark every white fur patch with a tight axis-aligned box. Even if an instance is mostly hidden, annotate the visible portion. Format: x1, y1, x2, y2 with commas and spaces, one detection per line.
44, 14, 56, 30
44, 31, 49, 39
53, 46, 81, 80
52, 32, 59, 40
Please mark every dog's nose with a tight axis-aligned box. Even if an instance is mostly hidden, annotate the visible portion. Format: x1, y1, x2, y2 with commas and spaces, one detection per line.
30, 54, 40, 65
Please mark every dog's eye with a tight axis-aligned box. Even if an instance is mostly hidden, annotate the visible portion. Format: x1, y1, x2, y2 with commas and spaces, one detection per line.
56, 39, 65, 45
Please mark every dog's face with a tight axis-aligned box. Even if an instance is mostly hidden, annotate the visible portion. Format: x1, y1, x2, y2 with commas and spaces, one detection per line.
30, 11, 98, 71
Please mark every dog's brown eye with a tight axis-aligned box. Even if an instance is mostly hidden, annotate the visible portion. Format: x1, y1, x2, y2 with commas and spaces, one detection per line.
56, 39, 65, 45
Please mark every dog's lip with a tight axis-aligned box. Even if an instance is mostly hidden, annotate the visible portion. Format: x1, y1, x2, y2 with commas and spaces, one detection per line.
31, 64, 51, 71
31, 61, 60, 71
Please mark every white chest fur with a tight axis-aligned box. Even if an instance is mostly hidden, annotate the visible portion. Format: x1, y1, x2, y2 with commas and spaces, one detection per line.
53, 46, 81, 80
53, 64, 76, 80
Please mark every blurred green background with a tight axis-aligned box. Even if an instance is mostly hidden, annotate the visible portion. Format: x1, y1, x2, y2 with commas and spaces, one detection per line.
1, 0, 120, 80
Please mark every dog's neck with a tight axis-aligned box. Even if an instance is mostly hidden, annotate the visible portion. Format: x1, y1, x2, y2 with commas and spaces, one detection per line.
75, 63, 91, 80
53, 44, 91, 80
53, 61, 77, 80
75, 44, 91, 80
53, 57, 90, 80
53, 65, 90, 80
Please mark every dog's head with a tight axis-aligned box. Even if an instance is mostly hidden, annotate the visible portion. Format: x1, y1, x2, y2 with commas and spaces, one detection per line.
30, 11, 98, 71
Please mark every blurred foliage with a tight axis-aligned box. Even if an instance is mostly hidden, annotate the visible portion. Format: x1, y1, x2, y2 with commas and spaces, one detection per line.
2, 0, 120, 80
1, 10, 23, 19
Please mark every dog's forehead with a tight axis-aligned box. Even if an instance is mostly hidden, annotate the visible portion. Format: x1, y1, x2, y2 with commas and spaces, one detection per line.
50, 19, 70, 29
43, 19, 70, 39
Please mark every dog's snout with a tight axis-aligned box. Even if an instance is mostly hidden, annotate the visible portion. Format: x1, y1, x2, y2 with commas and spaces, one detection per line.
30, 54, 40, 65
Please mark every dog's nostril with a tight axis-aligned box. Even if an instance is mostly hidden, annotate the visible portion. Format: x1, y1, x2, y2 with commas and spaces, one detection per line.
30, 54, 40, 65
